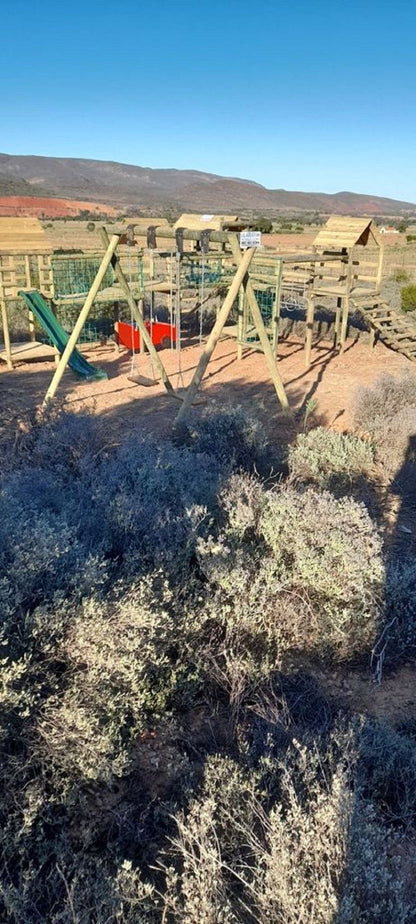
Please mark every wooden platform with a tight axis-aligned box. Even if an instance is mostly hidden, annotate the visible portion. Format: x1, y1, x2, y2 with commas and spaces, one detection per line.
0, 341, 57, 364
54, 279, 177, 305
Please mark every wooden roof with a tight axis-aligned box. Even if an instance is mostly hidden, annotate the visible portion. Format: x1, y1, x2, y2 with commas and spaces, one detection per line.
313, 216, 381, 250
174, 213, 240, 232
0, 217, 47, 252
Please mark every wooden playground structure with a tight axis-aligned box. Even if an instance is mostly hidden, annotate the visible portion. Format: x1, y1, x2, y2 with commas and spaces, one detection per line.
1, 216, 416, 420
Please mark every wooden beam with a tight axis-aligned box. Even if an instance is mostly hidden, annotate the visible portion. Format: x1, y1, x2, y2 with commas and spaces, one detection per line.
228, 235, 290, 413
44, 233, 121, 402
174, 247, 255, 424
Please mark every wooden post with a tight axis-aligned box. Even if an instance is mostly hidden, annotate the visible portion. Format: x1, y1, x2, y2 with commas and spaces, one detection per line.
237, 286, 244, 360
24, 255, 36, 342
368, 326, 376, 350
175, 247, 255, 424
228, 236, 290, 413
340, 253, 353, 353
44, 233, 121, 402
376, 242, 384, 295
304, 294, 315, 369
272, 259, 283, 353
334, 297, 342, 347
99, 228, 175, 395
0, 299, 13, 370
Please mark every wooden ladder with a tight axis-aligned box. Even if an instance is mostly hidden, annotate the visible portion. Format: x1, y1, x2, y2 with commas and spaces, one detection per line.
351, 298, 416, 362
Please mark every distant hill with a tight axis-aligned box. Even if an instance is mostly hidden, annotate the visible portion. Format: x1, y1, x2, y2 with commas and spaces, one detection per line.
0, 153, 414, 216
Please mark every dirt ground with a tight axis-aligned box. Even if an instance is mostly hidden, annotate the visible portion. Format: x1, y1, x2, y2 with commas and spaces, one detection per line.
0, 330, 411, 442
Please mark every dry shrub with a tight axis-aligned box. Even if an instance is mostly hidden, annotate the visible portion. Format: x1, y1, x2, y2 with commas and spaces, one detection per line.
162, 732, 414, 924
288, 427, 374, 490
353, 373, 416, 478
176, 404, 271, 473
35, 577, 191, 783
197, 478, 384, 681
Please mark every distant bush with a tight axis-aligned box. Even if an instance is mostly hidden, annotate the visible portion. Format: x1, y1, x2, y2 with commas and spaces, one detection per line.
250, 217, 273, 233
391, 268, 410, 283
401, 284, 416, 312
288, 427, 374, 491
406, 234, 416, 242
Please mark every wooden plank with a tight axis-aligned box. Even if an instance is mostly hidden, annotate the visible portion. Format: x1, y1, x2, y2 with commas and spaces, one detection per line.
0, 340, 57, 362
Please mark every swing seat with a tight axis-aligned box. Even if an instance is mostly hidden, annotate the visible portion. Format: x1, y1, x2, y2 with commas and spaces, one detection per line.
127, 373, 159, 387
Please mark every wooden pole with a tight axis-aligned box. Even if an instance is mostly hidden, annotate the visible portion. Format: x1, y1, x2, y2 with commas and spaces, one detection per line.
340, 254, 353, 353
175, 247, 255, 424
237, 286, 244, 360
304, 294, 315, 369
24, 255, 36, 342
1, 299, 13, 370
334, 297, 342, 347
44, 233, 121, 402
99, 228, 175, 394
228, 236, 290, 413
273, 259, 283, 353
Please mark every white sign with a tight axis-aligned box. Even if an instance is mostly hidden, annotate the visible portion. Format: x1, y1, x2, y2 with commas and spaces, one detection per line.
240, 230, 262, 249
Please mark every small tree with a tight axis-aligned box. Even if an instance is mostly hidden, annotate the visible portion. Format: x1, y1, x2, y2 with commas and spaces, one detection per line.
251, 217, 273, 233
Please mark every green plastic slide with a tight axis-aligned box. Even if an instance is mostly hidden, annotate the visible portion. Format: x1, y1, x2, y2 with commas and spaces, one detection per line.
18, 290, 107, 381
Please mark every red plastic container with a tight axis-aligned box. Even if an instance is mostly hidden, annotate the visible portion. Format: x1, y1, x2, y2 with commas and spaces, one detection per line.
117, 320, 177, 351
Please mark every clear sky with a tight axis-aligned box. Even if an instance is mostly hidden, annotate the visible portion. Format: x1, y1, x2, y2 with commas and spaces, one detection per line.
2, 0, 416, 201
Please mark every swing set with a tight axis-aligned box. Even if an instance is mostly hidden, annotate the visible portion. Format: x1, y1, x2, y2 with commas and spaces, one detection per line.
36, 223, 290, 417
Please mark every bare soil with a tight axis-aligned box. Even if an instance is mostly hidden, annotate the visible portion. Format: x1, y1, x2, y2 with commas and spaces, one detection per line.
0, 196, 120, 218
0, 332, 410, 441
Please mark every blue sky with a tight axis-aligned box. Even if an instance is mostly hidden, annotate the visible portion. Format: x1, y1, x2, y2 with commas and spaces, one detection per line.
2, 0, 416, 201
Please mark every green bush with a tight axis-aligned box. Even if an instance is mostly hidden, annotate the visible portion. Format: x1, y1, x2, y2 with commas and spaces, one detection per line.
391, 268, 410, 283
288, 427, 374, 490
401, 284, 416, 312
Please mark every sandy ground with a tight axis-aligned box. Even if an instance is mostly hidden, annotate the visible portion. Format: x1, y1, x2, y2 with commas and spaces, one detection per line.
0, 331, 411, 443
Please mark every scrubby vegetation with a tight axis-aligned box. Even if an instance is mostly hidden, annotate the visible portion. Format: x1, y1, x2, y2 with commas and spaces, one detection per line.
1, 397, 416, 922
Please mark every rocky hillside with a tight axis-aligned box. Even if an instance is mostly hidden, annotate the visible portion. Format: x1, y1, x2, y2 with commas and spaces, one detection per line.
0, 153, 415, 215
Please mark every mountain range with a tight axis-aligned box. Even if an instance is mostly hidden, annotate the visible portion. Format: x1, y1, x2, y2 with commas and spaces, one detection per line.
0, 153, 414, 216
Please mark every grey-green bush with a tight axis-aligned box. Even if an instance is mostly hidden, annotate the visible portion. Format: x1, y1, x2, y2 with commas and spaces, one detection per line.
288, 427, 374, 490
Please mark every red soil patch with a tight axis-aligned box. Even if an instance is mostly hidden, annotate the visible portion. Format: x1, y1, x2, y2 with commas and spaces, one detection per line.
0, 196, 120, 218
